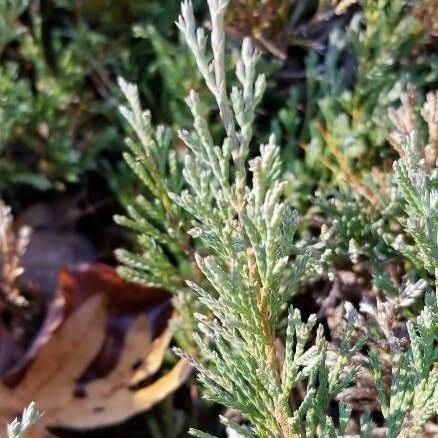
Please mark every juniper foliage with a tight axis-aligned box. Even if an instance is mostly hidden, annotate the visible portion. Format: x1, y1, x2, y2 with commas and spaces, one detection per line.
1, 0, 435, 436
6, 402, 42, 438
0, 0, 209, 193
171, 2, 359, 435
116, 0, 437, 436
0, 0, 120, 190
114, 77, 187, 292
389, 93, 437, 277
114, 77, 200, 350
273, 0, 437, 205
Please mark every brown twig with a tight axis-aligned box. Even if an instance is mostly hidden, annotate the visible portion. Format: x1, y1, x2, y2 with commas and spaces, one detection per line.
247, 248, 291, 438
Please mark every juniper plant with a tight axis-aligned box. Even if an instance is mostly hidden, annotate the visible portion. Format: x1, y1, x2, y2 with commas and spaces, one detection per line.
116, 1, 437, 436
170, 2, 362, 436
311, 90, 438, 437
275, 0, 437, 205
310, 89, 437, 297
388, 90, 437, 278
118, 1, 358, 436
2, 0, 435, 436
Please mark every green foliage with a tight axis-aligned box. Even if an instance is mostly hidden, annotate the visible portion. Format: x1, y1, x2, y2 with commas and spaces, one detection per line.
116, 1, 438, 436
390, 100, 437, 275
0, 0, 28, 50
169, 5, 347, 433
0, 1, 120, 190
366, 292, 437, 438
0, 0, 209, 193
114, 77, 199, 350
114, 77, 188, 292
3, 0, 435, 436
273, 0, 437, 206
311, 89, 437, 296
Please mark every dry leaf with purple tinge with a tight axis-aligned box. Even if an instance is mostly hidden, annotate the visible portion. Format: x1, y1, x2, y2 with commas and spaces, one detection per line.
0, 294, 191, 437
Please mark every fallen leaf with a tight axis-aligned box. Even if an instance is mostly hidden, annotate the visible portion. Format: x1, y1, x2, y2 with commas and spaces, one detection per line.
0, 293, 191, 437
57, 263, 172, 381
0, 289, 65, 381
1, 263, 171, 383
58, 263, 170, 316
0, 322, 23, 378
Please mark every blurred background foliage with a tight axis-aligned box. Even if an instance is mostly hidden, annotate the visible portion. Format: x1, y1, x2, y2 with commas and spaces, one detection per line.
0, 0, 436, 202
0, 0, 208, 193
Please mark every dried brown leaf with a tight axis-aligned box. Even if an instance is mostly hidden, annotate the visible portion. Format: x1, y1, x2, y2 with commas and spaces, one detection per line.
0, 292, 190, 437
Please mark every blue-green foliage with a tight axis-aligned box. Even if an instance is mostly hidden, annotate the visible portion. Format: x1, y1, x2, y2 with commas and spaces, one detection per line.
116, 1, 437, 436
